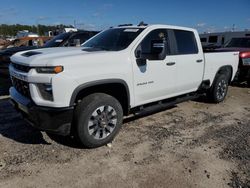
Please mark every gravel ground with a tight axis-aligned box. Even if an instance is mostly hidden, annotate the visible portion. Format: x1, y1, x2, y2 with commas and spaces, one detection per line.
0, 84, 249, 188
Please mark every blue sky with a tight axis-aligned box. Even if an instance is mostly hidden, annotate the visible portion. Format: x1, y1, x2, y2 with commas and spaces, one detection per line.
0, 0, 249, 33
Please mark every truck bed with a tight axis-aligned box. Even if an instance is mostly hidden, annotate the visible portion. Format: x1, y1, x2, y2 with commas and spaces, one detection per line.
203, 51, 239, 84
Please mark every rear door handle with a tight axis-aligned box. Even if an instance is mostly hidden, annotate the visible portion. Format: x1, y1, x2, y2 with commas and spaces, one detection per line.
196, 59, 203, 63
166, 62, 176, 66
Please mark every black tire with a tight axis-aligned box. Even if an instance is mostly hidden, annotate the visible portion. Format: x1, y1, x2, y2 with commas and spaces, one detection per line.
247, 79, 250, 87
207, 74, 229, 103
74, 93, 123, 148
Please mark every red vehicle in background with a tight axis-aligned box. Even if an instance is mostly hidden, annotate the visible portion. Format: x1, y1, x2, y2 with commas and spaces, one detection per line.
217, 37, 250, 86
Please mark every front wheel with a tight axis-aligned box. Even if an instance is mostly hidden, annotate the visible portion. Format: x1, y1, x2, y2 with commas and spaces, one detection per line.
74, 93, 123, 148
207, 74, 229, 103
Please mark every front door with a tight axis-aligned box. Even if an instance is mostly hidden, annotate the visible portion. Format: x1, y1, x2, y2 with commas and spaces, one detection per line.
131, 29, 178, 106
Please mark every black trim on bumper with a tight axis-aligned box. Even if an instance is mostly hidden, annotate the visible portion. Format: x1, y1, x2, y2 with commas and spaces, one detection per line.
9, 87, 74, 136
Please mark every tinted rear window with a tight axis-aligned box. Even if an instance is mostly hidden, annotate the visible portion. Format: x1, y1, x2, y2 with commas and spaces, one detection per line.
225, 38, 250, 48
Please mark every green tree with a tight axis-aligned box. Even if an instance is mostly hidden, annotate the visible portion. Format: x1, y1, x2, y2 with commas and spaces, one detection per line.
0, 24, 74, 37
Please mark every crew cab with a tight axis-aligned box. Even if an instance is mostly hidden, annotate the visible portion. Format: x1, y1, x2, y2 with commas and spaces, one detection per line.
9, 24, 239, 148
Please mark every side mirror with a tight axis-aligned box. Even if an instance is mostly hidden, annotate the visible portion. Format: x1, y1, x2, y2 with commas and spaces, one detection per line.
135, 49, 147, 66
135, 49, 142, 59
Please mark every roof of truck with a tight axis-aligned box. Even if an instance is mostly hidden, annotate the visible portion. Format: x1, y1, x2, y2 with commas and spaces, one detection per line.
113, 24, 197, 32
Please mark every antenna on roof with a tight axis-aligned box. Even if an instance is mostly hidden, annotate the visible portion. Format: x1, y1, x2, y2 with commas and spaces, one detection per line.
232, 24, 236, 32
138, 21, 148, 26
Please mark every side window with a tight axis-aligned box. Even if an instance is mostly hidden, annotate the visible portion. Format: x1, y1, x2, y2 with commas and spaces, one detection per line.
173, 30, 198, 55
140, 29, 167, 54
135, 29, 172, 61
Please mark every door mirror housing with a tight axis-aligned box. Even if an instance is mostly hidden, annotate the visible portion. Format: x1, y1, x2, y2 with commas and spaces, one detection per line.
135, 49, 147, 66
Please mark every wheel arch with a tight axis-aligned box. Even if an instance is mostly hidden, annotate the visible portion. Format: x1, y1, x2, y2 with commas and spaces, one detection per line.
214, 65, 233, 84
70, 79, 131, 115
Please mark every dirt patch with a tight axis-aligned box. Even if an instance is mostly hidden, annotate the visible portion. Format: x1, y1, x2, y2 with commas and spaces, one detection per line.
228, 172, 250, 188
0, 86, 249, 188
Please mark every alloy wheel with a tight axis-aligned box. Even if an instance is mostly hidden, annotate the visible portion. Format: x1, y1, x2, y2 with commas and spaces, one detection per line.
87, 105, 117, 140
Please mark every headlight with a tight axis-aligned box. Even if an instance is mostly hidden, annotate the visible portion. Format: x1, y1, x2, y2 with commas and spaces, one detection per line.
36, 66, 64, 74
242, 58, 250, 66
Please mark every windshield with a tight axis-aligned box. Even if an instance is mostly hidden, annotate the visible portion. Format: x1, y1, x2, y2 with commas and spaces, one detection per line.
225, 38, 250, 48
43, 33, 70, 47
82, 28, 144, 51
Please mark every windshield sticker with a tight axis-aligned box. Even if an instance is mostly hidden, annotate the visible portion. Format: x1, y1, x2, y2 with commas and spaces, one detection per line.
124, 29, 139, 32
55, 39, 63, 43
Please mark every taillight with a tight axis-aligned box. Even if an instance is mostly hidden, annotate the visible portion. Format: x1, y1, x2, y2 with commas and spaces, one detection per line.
240, 52, 250, 66
240, 51, 250, 59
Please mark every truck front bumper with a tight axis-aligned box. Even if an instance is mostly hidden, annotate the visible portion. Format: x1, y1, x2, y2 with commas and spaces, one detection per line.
9, 87, 74, 136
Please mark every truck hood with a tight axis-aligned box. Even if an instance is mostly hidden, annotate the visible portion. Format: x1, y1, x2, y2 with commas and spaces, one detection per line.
10, 47, 109, 66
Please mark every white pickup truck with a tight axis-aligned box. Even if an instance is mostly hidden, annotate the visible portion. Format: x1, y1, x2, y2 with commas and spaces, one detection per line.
9, 24, 239, 148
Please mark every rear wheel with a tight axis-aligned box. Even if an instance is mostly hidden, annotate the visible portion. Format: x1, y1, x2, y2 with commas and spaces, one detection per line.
207, 74, 229, 103
247, 79, 250, 87
74, 93, 123, 148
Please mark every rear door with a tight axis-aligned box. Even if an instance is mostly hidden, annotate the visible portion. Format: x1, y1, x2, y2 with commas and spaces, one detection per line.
168, 29, 204, 94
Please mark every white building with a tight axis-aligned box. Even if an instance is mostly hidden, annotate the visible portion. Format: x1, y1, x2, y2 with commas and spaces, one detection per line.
16, 30, 39, 38
200, 30, 250, 47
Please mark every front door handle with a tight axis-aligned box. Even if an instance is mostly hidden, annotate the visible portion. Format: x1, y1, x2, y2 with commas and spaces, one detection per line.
166, 62, 176, 66
196, 59, 203, 63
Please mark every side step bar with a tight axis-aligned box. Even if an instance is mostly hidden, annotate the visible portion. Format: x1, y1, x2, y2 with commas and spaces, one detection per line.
131, 93, 201, 115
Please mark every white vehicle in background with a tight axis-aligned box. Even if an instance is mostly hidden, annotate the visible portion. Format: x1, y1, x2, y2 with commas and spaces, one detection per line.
9, 23, 239, 148
16, 30, 39, 38
200, 30, 250, 49
47, 28, 78, 37
64, 28, 78, 33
